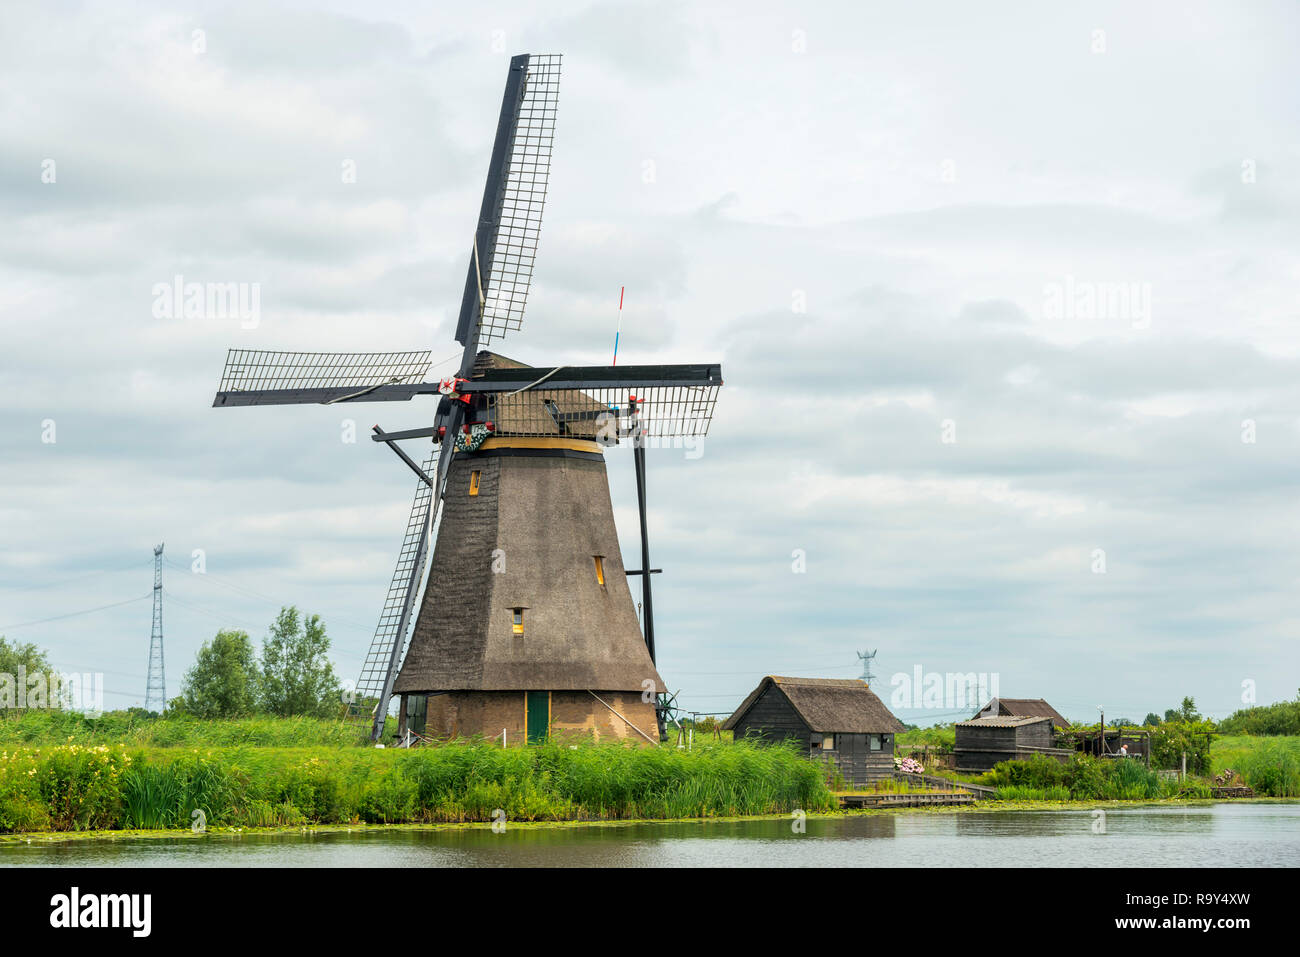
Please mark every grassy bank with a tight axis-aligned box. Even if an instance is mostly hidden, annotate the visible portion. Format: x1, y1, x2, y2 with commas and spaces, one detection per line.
1212, 735, 1300, 797
966, 739, 1300, 800
0, 739, 834, 834
0, 710, 370, 748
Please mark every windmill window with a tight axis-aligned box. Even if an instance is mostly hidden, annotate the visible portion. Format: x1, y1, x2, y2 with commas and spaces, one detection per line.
593, 556, 605, 586
822, 733, 835, 751
469, 470, 481, 496
869, 734, 882, 751
511, 608, 524, 635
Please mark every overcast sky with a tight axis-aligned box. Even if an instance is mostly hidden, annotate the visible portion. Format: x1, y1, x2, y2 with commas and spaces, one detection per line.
2, 1, 1299, 724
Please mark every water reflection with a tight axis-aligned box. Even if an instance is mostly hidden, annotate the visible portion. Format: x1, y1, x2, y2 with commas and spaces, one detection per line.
2, 804, 1295, 868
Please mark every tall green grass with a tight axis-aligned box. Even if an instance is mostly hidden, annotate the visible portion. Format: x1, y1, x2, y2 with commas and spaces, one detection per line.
0, 738, 834, 833
993, 785, 1071, 801
982, 736, 1299, 800
0, 711, 369, 748
1232, 738, 1300, 797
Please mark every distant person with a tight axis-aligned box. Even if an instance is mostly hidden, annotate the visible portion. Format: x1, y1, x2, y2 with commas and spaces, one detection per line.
1119, 744, 1128, 757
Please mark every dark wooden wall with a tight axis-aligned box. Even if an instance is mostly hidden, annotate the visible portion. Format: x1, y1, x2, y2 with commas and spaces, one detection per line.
732, 685, 811, 749
733, 687, 895, 787
831, 733, 895, 786
954, 721, 1070, 772
1015, 721, 1053, 750
953, 724, 1019, 772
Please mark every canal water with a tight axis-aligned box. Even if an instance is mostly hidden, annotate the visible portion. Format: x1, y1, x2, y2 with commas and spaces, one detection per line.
3, 803, 1296, 867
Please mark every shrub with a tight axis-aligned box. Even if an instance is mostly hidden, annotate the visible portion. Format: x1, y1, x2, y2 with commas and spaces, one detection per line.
980, 754, 1068, 790
1064, 755, 1107, 798
31, 745, 128, 830
1149, 720, 1215, 774
0, 794, 50, 832
360, 772, 417, 823
278, 759, 346, 823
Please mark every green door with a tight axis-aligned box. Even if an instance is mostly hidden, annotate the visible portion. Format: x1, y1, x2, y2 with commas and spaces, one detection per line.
525, 692, 550, 744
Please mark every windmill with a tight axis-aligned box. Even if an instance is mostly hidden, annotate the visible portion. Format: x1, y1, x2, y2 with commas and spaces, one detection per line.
211, 54, 722, 743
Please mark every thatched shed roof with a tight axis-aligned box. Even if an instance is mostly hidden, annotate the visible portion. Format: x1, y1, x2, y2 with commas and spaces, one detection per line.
974, 697, 1070, 729
721, 676, 905, 734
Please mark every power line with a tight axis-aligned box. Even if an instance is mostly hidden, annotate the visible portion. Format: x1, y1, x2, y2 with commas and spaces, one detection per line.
161, 589, 266, 633
161, 558, 372, 632
0, 560, 153, 595
0, 594, 151, 632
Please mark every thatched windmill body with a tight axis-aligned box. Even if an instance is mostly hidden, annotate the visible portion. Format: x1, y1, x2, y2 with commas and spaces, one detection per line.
211, 54, 722, 743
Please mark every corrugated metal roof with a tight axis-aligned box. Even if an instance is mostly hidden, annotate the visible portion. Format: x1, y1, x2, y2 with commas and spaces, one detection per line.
956, 715, 1053, 729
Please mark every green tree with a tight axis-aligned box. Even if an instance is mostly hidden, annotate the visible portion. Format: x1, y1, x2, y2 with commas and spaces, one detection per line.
0, 635, 51, 675
1143, 712, 1161, 726
179, 630, 259, 718
258, 607, 340, 718
1179, 696, 1201, 722
1218, 697, 1300, 736
0, 635, 64, 711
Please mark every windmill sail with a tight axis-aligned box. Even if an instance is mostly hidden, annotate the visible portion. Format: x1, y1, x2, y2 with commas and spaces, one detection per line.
344, 448, 438, 727
477, 363, 723, 439
456, 54, 562, 349
213, 349, 433, 406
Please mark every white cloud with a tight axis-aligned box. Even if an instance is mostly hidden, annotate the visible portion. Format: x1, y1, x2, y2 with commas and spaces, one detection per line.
2, 0, 1298, 722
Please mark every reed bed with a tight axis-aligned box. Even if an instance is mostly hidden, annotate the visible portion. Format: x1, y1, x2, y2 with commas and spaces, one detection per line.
0, 738, 835, 833
0, 711, 369, 748
1229, 737, 1300, 797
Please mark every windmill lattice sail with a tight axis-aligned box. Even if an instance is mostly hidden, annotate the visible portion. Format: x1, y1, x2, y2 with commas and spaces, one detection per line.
344, 455, 437, 726
472, 54, 562, 346
484, 377, 721, 439
214, 349, 432, 406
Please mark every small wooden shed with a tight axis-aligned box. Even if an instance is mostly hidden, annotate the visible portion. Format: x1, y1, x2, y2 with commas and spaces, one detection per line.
953, 715, 1068, 773
972, 696, 1070, 730
722, 676, 905, 786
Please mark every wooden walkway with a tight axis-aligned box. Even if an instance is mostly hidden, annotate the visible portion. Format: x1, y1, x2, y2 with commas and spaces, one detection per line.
839, 791, 976, 809
893, 771, 995, 798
